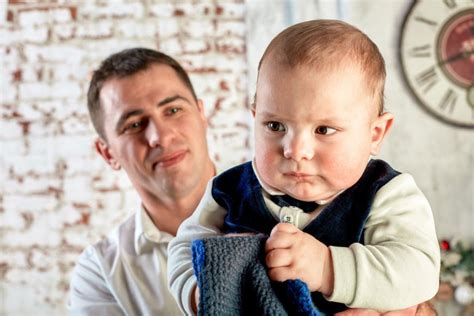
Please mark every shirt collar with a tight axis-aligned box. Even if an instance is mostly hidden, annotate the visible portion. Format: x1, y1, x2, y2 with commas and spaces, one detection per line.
134, 205, 174, 255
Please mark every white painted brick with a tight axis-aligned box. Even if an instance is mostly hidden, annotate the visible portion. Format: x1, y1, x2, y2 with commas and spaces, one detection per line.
90, 202, 129, 227
26, 121, 61, 138
20, 81, 80, 102
53, 135, 96, 158
159, 37, 183, 56
76, 21, 114, 39
0, 80, 17, 104
1, 140, 27, 159
3, 194, 58, 213
84, 2, 145, 19
182, 53, 246, 73
183, 38, 210, 54
0, 251, 28, 268
16, 102, 43, 120
63, 175, 93, 204
66, 155, 106, 176
3, 176, 62, 195
24, 44, 85, 63
149, 3, 176, 18
4, 152, 56, 174
63, 229, 91, 248
50, 8, 73, 23
0, 1, 6, 25
52, 23, 75, 40
0, 27, 17, 46
21, 25, 49, 43
216, 36, 245, 54
0, 46, 21, 65
44, 206, 83, 230
0, 209, 28, 230
19, 8, 73, 27
20, 64, 41, 82
52, 63, 89, 81
115, 20, 157, 38
158, 19, 180, 38
18, 10, 48, 27
184, 20, 215, 37
19, 82, 49, 100
1, 120, 23, 140
61, 116, 90, 134
216, 20, 246, 37
217, 2, 246, 17
3, 220, 62, 248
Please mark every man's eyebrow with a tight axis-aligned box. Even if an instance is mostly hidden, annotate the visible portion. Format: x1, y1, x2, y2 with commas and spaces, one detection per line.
115, 109, 143, 134
158, 95, 191, 106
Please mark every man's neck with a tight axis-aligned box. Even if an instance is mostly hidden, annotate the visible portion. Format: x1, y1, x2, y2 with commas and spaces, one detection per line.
139, 163, 216, 236
141, 195, 199, 236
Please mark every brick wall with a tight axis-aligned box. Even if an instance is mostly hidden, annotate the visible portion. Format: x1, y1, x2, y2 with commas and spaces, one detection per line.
0, 0, 250, 314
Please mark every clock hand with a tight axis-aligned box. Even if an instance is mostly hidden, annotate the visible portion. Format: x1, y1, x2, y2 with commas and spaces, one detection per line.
438, 49, 474, 66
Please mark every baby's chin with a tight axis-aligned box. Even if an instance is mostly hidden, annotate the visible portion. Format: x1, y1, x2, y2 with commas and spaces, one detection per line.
282, 189, 341, 205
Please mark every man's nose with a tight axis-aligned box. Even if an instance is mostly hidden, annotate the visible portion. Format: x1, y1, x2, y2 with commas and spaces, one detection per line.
283, 133, 315, 161
145, 120, 174, 148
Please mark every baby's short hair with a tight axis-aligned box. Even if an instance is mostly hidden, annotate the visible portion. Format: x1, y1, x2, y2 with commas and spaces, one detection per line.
258, 20, 386, 114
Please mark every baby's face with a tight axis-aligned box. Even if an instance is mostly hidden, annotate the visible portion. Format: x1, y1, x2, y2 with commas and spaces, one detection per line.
253, 61, 381, 202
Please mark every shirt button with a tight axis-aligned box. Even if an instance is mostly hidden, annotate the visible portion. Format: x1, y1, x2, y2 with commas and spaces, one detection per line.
281, 214, 294, 224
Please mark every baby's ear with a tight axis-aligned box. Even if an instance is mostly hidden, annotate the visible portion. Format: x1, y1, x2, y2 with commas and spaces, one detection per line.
370, 112, 394, 155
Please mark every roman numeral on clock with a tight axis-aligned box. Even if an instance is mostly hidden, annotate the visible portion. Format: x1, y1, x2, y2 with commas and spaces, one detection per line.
415, 67, 438, 93
439, 89, 458, 113
414, 16, 438, 27
408, 44, 431, 58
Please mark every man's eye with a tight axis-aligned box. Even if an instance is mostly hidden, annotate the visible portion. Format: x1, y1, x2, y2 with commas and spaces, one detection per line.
266, 121, 286, 132
124, 121, 145, 133
315, 126, 337, 135
167, 107, 182, 115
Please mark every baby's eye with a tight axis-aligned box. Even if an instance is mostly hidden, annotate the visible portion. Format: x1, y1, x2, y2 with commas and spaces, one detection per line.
266, 121, 286, 132
315, 126, 337, 135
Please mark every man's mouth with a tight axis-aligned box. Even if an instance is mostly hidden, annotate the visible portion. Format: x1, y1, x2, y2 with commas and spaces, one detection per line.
153, 150, 187, 169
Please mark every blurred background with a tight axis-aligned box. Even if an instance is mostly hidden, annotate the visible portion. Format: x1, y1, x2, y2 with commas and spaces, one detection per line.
1, 0, 472, 315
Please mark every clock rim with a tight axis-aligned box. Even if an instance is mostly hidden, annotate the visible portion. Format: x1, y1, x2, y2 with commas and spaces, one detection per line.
398, 0, 474, 129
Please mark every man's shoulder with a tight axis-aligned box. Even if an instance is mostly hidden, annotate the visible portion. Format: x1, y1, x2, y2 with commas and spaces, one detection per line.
81, 211, 137, 264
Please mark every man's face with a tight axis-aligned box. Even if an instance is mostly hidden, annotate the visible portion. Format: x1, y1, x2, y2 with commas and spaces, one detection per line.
98, 64, 212, 200
253, 60, 387, 202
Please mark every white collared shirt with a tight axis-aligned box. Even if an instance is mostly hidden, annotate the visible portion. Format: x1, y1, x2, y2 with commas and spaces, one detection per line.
68, 206, 183, 315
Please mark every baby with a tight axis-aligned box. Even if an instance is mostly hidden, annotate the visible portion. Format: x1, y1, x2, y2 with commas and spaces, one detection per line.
168, 20, 440, 314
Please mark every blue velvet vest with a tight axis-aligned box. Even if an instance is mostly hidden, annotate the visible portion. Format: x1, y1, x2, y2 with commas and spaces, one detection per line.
211, 159, 400, 314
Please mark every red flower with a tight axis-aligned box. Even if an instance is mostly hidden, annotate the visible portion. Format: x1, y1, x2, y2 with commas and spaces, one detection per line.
440, 240, 451, 251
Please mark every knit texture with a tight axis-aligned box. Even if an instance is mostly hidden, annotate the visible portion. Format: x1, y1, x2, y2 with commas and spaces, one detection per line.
192, 235, 323, 316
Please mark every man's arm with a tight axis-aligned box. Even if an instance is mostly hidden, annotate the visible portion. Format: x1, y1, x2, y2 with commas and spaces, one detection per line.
68, 247, 124, 316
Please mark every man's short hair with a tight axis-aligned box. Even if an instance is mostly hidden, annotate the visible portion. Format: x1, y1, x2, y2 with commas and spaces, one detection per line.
257, 20, 386, 113
87, 48, 197, 140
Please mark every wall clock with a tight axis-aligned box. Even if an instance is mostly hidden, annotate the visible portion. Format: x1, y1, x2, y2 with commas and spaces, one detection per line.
399, 0, 474, 128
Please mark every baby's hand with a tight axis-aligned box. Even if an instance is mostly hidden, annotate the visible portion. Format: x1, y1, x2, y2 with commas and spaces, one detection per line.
264, 223, 334, 295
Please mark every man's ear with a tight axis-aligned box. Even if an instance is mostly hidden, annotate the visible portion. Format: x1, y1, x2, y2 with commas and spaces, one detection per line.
95, 137, 121, 170
370, 112, 394, 155
196, 99, 208, 126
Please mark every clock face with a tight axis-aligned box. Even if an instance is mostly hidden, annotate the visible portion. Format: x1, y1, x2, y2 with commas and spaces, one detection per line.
399, 0, 474, 128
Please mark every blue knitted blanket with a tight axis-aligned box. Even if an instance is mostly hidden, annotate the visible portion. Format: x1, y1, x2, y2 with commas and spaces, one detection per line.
192, 235, 324, 316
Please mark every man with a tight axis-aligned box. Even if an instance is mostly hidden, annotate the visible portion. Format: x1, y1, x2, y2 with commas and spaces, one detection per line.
68, 48, 215, 315
68, 48, 434, 315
